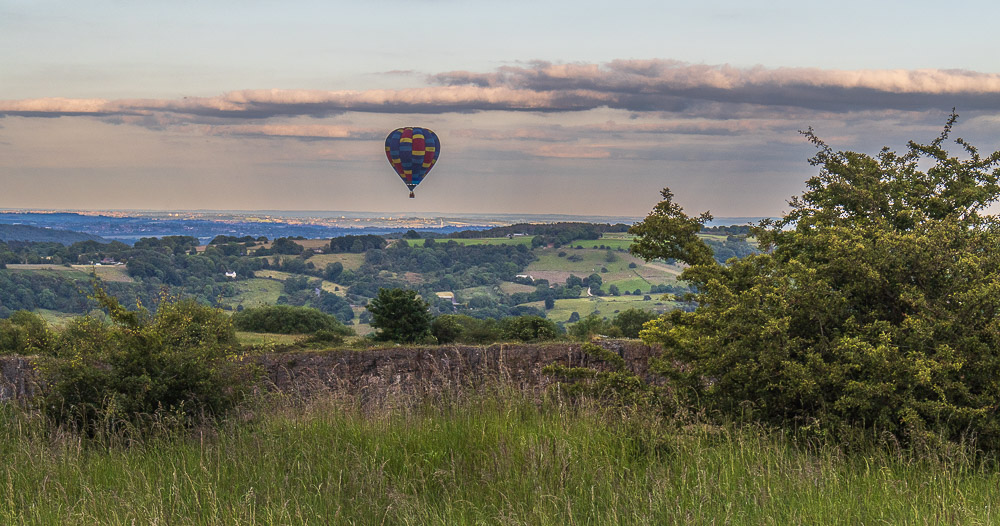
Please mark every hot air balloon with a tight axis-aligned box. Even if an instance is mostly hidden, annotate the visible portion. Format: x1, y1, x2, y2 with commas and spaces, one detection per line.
385, 127, 440, 198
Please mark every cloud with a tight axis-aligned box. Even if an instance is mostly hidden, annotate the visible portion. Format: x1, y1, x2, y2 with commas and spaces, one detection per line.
2, 61, 998, 127
203, 124, 382, 141
433, 60, 1000, 112
529, 144, 612, 159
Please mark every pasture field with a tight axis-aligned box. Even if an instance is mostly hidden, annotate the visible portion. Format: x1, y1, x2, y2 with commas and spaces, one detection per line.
402, 236, 535, 247
304, 252, 365, 271
252, 269, 298, 281
528, 295, 677, 323
4, 264, 89, 280
233, 272, 348, 300
84, 265, 135, 283
497, 281, 537, 295
456, 285, 501, 301
35, 308, 82, 329
525, 247, 676, 291
604, 276, 658, 293
3, 264, 134, 283
219, 278, 284, 309
2, 392, 997, 524
566, 235, 635, 250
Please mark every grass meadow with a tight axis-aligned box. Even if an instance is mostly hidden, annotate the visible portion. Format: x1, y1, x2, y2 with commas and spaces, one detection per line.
4, 264, 134, 283
1, 388, 997, 525
532, 296, 677, 323
304, 252, 366, 271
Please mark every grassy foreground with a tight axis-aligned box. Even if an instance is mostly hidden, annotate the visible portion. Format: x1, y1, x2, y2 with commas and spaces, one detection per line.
1, 391, 998, 525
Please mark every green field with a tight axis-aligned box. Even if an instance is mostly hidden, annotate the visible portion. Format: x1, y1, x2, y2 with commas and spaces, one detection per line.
35, 308, 83, 329
249, 271, 347, 295
497, 281, 537, 295
525, 247, 676, 292
402, 236, 535, 247
530, 295, 676, 323
219, 278, 284, 309
4, 263, 134, 283
565, 234, 635, 250
604, 275, 658, 293
304, 252, 365, 271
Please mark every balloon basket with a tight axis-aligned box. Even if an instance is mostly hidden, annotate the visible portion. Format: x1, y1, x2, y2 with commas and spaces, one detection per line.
409, 191, 415, 198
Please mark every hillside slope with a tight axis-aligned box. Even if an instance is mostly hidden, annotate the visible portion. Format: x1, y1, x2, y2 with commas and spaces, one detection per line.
0, 224, 107, 244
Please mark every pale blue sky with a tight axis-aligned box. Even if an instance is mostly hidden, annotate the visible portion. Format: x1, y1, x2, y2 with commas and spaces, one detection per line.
3, 0, 1000, 216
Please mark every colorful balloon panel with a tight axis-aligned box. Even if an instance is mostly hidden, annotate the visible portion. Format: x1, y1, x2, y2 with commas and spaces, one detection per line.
385, 127, 440, 194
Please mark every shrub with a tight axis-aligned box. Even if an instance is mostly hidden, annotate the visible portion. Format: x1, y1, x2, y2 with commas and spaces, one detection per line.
302, 329, 346, 347
612, 308, 657, 338
497, 315, 561, 342
0, 311, 53, 355
637, 115, 1000, 451
430, 314, 502, 344
39, 285, 253, 434
569, 314, 621, 340
232, 305, 353, 335
430, 314, 467, 344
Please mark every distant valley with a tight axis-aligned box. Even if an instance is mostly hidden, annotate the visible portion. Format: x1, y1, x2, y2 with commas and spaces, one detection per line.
0, 209, 764, 244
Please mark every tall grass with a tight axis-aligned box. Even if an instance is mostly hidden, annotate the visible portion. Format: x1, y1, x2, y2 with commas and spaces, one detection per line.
1, 390, 998, 524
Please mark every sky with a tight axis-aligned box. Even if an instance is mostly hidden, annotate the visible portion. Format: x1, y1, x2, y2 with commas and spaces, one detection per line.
3, 0, 1000, 218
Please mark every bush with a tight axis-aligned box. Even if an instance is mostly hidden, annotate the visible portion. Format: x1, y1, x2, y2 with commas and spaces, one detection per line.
232, 305, 353, 335
569, 314, 621, 340
302, 329, 346, 347
612, 308, 657, 338
39, 285, 253, 434
637, 115, 1000, 451
430, 314, 502, 344
430, 314, 467, 344
497, 316, 561, 342
0, 310, 53, 355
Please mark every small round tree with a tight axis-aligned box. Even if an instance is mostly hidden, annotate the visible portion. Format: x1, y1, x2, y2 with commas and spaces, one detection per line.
366, 288, 433, 343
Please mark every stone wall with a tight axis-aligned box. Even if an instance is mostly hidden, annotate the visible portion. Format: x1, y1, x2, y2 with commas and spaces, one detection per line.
0, 340, 661, 403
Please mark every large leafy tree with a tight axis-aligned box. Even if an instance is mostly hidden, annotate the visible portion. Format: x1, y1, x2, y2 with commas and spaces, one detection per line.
636, 113, 1000, 450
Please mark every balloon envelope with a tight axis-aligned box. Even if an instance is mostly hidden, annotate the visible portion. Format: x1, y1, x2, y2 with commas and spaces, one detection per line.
385, 127, 440, 197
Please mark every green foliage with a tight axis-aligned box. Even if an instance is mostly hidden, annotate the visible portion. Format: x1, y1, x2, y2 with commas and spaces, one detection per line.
329, 234, 386, 253
497, 315, 561, 342
628, 187, 715, 267
545, 343, 653, 407
641, 114, 1000, 451
301, 329, 346, 348
0, 310, 53, 355
367, 288, 434, 343
323, 261, 343, 281
269, 237, 305, 255
232, 304, 353, 335
430, 314, 468, 344
38, 284, 252, 433
612, 308, 657, 339
569, 313, 621, 340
